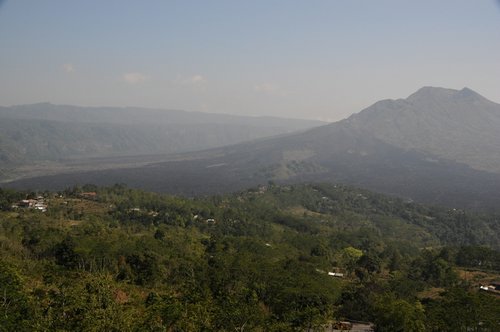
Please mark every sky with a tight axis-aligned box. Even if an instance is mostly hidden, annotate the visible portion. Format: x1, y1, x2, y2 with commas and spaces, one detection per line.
0, 0, 499, 121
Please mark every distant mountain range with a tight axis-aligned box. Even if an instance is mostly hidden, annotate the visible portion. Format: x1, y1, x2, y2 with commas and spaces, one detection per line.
0, 103, 324, 179
4, 87, 500, 211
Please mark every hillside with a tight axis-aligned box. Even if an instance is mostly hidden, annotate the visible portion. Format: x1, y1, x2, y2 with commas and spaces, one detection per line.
0, 103, 324, 177
7, 87, 500, 212
0, 183, 499, 331
345, 87, 500, 173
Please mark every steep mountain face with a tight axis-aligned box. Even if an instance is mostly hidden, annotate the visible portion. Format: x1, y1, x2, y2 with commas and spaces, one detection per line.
344, 87, 500, 173
5, 87, 500, 211
0, 103, 324, 169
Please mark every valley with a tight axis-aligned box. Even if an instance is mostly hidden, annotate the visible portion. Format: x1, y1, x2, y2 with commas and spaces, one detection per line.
2, 2, 500, 330
5, 87, 500, 212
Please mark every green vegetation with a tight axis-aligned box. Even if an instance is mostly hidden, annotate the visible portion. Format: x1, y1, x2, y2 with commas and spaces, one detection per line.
0, 183, 499, 331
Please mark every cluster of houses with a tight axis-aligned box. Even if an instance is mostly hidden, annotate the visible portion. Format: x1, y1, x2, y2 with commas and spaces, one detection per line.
12, 196, 48, 212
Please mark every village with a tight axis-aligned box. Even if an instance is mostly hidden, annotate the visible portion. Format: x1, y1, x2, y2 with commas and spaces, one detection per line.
9, 191, 99, 214
11, 195, 48, 212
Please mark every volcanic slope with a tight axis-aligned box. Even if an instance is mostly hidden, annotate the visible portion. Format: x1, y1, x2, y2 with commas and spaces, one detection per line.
6, 87, 500, 211
0, 102, 324, 172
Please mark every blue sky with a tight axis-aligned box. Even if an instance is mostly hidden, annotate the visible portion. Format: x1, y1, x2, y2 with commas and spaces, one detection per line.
0, 0, 499, 121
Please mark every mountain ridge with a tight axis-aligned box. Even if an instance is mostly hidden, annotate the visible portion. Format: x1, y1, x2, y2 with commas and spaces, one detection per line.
5, 86, 500, 211
0, 103, 325, 173
0, 102, 322, 125
342, 86, 500, 173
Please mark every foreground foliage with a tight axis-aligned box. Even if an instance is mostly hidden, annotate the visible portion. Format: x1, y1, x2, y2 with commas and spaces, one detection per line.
0, 183, 499, 331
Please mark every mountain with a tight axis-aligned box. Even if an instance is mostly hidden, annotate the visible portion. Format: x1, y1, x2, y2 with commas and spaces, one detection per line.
5, 87, 500, 211
345, 87, 500, 173
0, 103, 324, 177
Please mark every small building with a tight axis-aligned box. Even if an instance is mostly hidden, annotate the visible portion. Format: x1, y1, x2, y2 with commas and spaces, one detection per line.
479, 283, 500, 293
18, 199, 36, 208
328, 272, 345, 278
491, 282, 500, 291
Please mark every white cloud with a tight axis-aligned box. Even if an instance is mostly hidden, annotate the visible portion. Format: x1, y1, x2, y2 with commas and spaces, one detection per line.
62, 63, 75, 73
254, 82, 288, 96
181, 74, 206, 85
191, 75, 205, 83
123, 72, 149, 84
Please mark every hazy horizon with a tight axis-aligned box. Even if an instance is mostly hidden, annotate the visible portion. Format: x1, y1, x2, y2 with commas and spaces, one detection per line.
0, 85, 494, 123
1, 1, 500, 122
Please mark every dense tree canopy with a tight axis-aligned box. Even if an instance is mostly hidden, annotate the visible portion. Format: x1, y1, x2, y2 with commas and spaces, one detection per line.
0, 183, 499, 331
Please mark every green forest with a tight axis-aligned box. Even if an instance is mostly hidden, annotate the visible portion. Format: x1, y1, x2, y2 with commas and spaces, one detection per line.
0, 183, 499, 331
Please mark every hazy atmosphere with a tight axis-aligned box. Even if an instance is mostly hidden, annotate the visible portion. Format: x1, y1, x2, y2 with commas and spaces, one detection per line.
2, 1, 500, 330
1, 0, 499, 121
